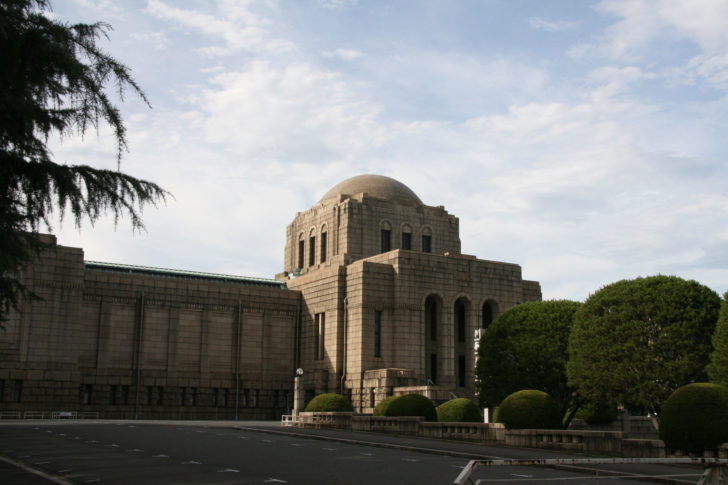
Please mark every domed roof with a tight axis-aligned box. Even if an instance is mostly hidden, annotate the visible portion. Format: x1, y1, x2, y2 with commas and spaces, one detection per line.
319, 174, 423, 205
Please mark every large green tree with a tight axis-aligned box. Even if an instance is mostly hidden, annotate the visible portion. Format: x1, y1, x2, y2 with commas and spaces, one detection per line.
1, 0, 166, 321
567, 275, 720, 414
707, 292, 728, 386
476, 300, 582, 418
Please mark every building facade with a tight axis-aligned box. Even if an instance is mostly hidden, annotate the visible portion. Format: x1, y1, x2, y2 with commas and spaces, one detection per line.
0, 174, 540, 418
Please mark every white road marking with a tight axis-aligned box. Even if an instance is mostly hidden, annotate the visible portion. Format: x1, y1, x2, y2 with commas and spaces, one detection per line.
216, 433, 225, 436
86, 440, 99, 443
195, 430, 205, 433
152, 454, 169, 458
290, 443, 304, 447
216, 468, 240, 473
58, 469, 73, 473
451, 465, 465, 469
262, 439, 273, 443
127, 449, 143, 452
264, 479, 287, 483
323, 448, 337, 451
181, 460, 201, 465
58, 434, 66, 437
239, 436, 248, 439
35, 461, 51, 465
402, 458, 419, 462
83, 479, 100, 483
106, 444, 120, 448
360, 453, 374, 456
511, 474, 533, 478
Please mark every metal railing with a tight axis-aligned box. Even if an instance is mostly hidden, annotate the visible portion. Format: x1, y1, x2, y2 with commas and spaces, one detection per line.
0, 410, 99, 420
453, 457, 728, 485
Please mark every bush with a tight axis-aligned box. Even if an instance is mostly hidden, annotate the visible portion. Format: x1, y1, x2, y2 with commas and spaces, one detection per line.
384, 394, 437, 422
304, 393, 353, 412
659, 383, 728, 454
436, 398, 482, 422
575, 401, 618, 426
496, 390, 562, 430
373, 395, 398, 416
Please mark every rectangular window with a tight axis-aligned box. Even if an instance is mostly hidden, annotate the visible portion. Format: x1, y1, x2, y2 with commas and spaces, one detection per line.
297, 240, 304, 269
314, 313, 325, 360
189, 387, 197, 406
10, 380, 22, 403
320, 232, 327, 263
242, 388, 249, 407
212, 388, 219, 407
309, 236, 316, 266
0, 380, 4, 402
458, 355, 466, 387
401, 232, 411, 250
374, 310, 382, 358
179, 387, 186, 406
252, 389, 259, 408
273, 390, 279, 408
380, 229, 391, 252
109, 385, 117, 405
422, 235, 431, 253
121, 385, 129, 405
156, 386, 164, 405
81, 384, 92, 405
222, 388, 228, 407
144, 386, 152, 405
283, 390, 290, 410
429, 354, 438, 385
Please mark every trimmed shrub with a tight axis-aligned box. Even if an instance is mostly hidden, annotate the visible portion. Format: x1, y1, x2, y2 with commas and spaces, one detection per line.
659, 383, 728, 454
304, 393, 353, 412
496, 390, 562, 430
575, 401, 619, 426
436, 398, 482, 422
384, 393, 437, 422
373, 395, 399, 416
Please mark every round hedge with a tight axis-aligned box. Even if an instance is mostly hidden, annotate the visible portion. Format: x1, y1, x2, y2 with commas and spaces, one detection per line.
304, 393, 353, 412
497, 390, 562, 430
373, 395, 399, 416
575, 401, 618, 425
659, 383, 728, 454
436, 398, 482, 422
384, 394, 437, 422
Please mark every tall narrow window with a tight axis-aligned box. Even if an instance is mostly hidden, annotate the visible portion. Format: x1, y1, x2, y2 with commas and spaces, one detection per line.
429, 301, 437, 341
297, 237, 304, 270
212, 388, 219, 407
482, 301, 496, 329
374, 310, 382, 358
456, 300, 466, 343
314, 313, 325, 360
109, 385, 117, 405
0, 380, 4, 402
401, 224, 412, 250
10, 380, 22, 403
121, 385, 129, 405
401, 231, 411, 250
380, 221, 392, 252
156, 386, 164, 405
458, 355, 466, 387
144, 386, 152, 405
81, 384, 92, 404
179, 387, 186, 406
309, 235, 316, 266
430, 354, 438, 385
422, 227, 432, 253
320, 232, 327, 263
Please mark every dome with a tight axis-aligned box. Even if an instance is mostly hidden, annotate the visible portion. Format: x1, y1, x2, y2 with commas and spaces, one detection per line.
319, 174, 423, 205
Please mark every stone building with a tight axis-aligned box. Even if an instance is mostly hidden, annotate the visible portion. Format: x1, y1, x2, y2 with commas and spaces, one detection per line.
0, 174, 540, 418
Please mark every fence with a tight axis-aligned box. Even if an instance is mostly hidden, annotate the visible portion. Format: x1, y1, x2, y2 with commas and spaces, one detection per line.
453, 457, 728, 485
0, 410, 99, 420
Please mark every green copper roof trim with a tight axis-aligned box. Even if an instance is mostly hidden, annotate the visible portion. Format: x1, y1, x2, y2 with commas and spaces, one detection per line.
84, 261, 286, 289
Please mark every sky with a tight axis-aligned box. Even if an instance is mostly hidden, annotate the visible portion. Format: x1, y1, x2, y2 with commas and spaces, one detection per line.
46, 0, 728, 301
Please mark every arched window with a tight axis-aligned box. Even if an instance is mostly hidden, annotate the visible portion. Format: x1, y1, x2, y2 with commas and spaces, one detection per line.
380, 221, 392, 253
308, 229, 316, 267
320, 224, 328, 263
401, 223, 412, 250
482, 300, 497, 329
297, 233, 305, 270
421, 226, 432, 253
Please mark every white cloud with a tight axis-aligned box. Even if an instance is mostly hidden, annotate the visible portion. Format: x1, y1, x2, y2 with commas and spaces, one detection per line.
130, 32, 169, 50
528, 17, 578, 33
145, 0, 295, 56
322, 48, 365, 61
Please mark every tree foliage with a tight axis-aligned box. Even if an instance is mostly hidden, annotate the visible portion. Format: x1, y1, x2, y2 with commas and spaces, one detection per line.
567, 275, 720, 414
304, 393, 353, 412
707, 292, 728, 386
496, 390, 562, 430
476, 300, 582, 417
1, 0, 167, 320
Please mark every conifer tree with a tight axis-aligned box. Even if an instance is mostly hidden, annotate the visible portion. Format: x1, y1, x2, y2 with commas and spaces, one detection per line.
1, 0, 167, 321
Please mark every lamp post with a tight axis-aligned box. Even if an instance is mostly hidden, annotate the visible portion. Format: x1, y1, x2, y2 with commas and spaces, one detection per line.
293, 368, 304, 416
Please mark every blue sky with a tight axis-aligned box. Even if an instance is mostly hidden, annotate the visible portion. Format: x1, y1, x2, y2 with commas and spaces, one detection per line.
48, 0, 728, 301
